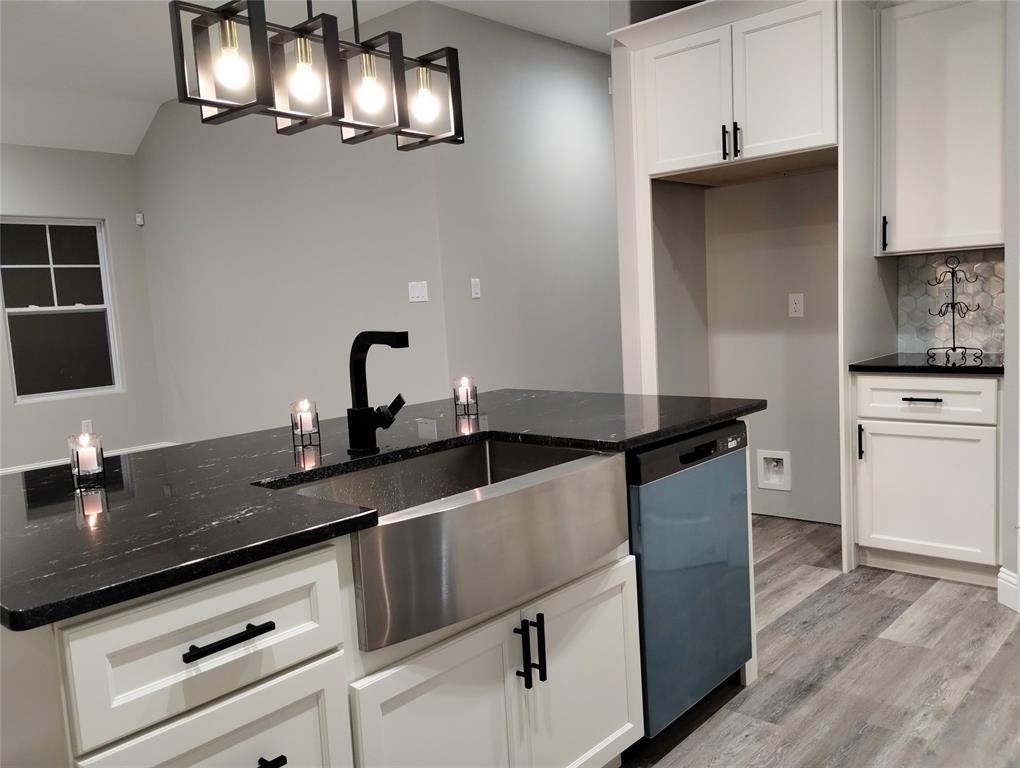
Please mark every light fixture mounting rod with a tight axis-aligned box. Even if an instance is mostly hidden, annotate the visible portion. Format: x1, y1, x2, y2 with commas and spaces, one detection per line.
351, 0, 361, 43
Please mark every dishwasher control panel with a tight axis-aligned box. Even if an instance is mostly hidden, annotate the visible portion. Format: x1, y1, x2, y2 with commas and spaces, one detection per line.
628, 421, 747, 485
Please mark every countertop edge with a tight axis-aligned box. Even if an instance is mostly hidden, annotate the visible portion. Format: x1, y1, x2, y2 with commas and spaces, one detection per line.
1, 509, 377, 631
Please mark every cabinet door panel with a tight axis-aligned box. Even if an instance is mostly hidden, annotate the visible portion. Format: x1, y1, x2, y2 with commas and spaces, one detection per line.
732, 0, 836, 159
350, 613, 526, 768
524, 557, 643, 768
856, 420, 996, 564
643, 26, 732, 174
879, 0, 1005, 253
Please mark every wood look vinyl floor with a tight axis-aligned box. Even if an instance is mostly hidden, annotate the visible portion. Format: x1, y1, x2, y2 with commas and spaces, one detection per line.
623, 515, 1020, 768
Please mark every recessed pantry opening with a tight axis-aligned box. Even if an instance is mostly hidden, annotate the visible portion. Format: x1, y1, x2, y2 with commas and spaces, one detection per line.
650, 166, 843, 527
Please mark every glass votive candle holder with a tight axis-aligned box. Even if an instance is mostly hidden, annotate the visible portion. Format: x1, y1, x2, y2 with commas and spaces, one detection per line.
290, 398, 320, 448
69, 432, 104, 479
453, 376, 478, 416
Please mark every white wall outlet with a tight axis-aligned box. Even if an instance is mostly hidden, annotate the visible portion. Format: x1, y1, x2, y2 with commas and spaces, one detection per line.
757, 449, 792, 491
135, 212, 145, 227
81, 419, 93, 434
788, 293, 804, 318
470, 278, 481, 299
408, 281, 429, 303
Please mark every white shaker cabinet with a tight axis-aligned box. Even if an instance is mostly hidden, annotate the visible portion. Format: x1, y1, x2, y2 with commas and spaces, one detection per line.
642, 25, 733, 174
730, 1, 836, 160
856, 420, 997, 565
638, 1, 836, 176
879, 0, 1006, 254
522, 559, 644, 768
350, 613, 528, 768
350, 557, 643, 768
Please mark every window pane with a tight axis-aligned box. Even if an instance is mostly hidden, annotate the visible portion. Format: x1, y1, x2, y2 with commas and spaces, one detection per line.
49, 225, 100, 265
8, 310, 114, 396
1, 267, 54, 307
54, 267, 104, 306
0, 224, 49, 265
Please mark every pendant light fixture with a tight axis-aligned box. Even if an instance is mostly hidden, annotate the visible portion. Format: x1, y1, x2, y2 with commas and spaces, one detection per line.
168, 0, 464, 150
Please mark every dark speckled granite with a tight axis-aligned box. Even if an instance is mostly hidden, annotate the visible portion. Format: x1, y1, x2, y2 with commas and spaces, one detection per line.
850, 353, 1004, 376
1, 388, 765, 630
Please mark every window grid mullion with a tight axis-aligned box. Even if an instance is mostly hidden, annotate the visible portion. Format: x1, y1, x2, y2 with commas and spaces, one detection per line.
45, 225, 57, 306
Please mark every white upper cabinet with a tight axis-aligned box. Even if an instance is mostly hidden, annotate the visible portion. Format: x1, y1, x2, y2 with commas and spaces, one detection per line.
643, 25, 733, 174
637, 1, 836, 176
879, 0, 1006, 254
731, 1, 836, 159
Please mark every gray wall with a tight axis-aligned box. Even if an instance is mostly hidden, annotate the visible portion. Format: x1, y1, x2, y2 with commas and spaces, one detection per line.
134, 1, 619, 444
0, 144, 166, 466
425, 4, 622, 393
652, 181, 708, 395
705, 170, 840, 525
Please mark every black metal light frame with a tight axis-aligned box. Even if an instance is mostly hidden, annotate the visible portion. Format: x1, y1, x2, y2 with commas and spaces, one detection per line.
267, 13, 346, 135
397, 47, 464, 151
169, 0, 464, 148
170, 0, 274, 124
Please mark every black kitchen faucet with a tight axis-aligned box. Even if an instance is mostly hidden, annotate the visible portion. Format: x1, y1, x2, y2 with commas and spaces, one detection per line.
347, 330, 409, 456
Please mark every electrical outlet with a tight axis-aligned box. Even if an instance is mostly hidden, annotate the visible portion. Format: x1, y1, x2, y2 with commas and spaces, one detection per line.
135, 212, 145, 227
408, 281, 429, 303
470, 278, 481, 299
757, 449, 792, 491
788, 293, 804, 318
81, 419, 93, 434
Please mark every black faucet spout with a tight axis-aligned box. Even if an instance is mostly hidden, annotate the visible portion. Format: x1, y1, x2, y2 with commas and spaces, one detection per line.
349, 331, 410, 409
347, 331, 410, 456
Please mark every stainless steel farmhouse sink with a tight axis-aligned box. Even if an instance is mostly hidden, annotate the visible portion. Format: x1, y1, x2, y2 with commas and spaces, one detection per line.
292, 441, 627, 650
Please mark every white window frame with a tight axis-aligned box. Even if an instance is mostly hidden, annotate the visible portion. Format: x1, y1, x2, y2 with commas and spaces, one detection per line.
1, 215, 125, 404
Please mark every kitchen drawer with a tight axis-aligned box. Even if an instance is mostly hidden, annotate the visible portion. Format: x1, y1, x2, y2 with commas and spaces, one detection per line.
855, 374, 997, 425
77, 651, 351, 768
61, 547, 343, 754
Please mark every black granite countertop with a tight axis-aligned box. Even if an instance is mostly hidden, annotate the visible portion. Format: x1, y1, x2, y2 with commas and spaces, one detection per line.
1, 388, 765, 631
850, 353, 1004, 376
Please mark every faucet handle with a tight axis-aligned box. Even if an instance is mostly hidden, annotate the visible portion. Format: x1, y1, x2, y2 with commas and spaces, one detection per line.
376, 393, 405, 427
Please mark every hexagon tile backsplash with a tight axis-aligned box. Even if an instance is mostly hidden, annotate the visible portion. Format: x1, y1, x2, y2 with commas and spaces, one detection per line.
898, 248, 1005, 354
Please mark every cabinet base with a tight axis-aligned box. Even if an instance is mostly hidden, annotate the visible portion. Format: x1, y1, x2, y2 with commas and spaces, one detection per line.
858, 546, 999, 588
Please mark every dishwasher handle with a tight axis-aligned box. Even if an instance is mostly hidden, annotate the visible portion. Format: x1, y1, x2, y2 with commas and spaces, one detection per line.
678, 440, 718, 467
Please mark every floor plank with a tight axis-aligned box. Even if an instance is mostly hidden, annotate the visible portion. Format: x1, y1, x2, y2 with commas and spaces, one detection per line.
623, 514, 1020, 768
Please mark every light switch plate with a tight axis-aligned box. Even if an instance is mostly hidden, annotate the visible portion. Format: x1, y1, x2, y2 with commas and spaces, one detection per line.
408, 281, 429, 303
470, 278, 481, 299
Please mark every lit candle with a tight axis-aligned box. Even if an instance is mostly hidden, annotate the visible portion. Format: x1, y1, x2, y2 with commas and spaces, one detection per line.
455, 376, 475, 405
291, 398, 318, 435
71, 433, 101, 475
300, 445, 319, 470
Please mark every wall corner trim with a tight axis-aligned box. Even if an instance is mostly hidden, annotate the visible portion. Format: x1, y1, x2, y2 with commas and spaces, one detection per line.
998, 568, 1020, 614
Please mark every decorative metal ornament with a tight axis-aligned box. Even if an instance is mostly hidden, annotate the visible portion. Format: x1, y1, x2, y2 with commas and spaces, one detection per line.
168, 0, 464, 150
926, 255, 984, 367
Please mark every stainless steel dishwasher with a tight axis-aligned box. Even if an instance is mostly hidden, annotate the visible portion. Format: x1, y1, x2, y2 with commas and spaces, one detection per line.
628, 421, 752, 737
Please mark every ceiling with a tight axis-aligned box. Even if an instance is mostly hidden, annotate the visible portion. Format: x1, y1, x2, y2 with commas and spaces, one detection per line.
0, 0, 613, 155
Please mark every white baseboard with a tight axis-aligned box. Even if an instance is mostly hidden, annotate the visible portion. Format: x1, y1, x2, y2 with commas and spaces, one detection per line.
999, 568, 1019, 613
0, 442, 177, 475
859, 546, 1000, 588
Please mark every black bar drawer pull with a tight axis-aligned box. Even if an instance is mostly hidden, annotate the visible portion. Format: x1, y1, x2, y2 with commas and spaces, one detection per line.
258, 757, 287, 768
533, 613, 548, 683
857, 424, 864, 460
732, 121, 741, 157
182, 620, 276, 664
901, 397, 944, 404
881, 215, 889, 251
721, 124, 729, 160
514, 618, 533, 689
